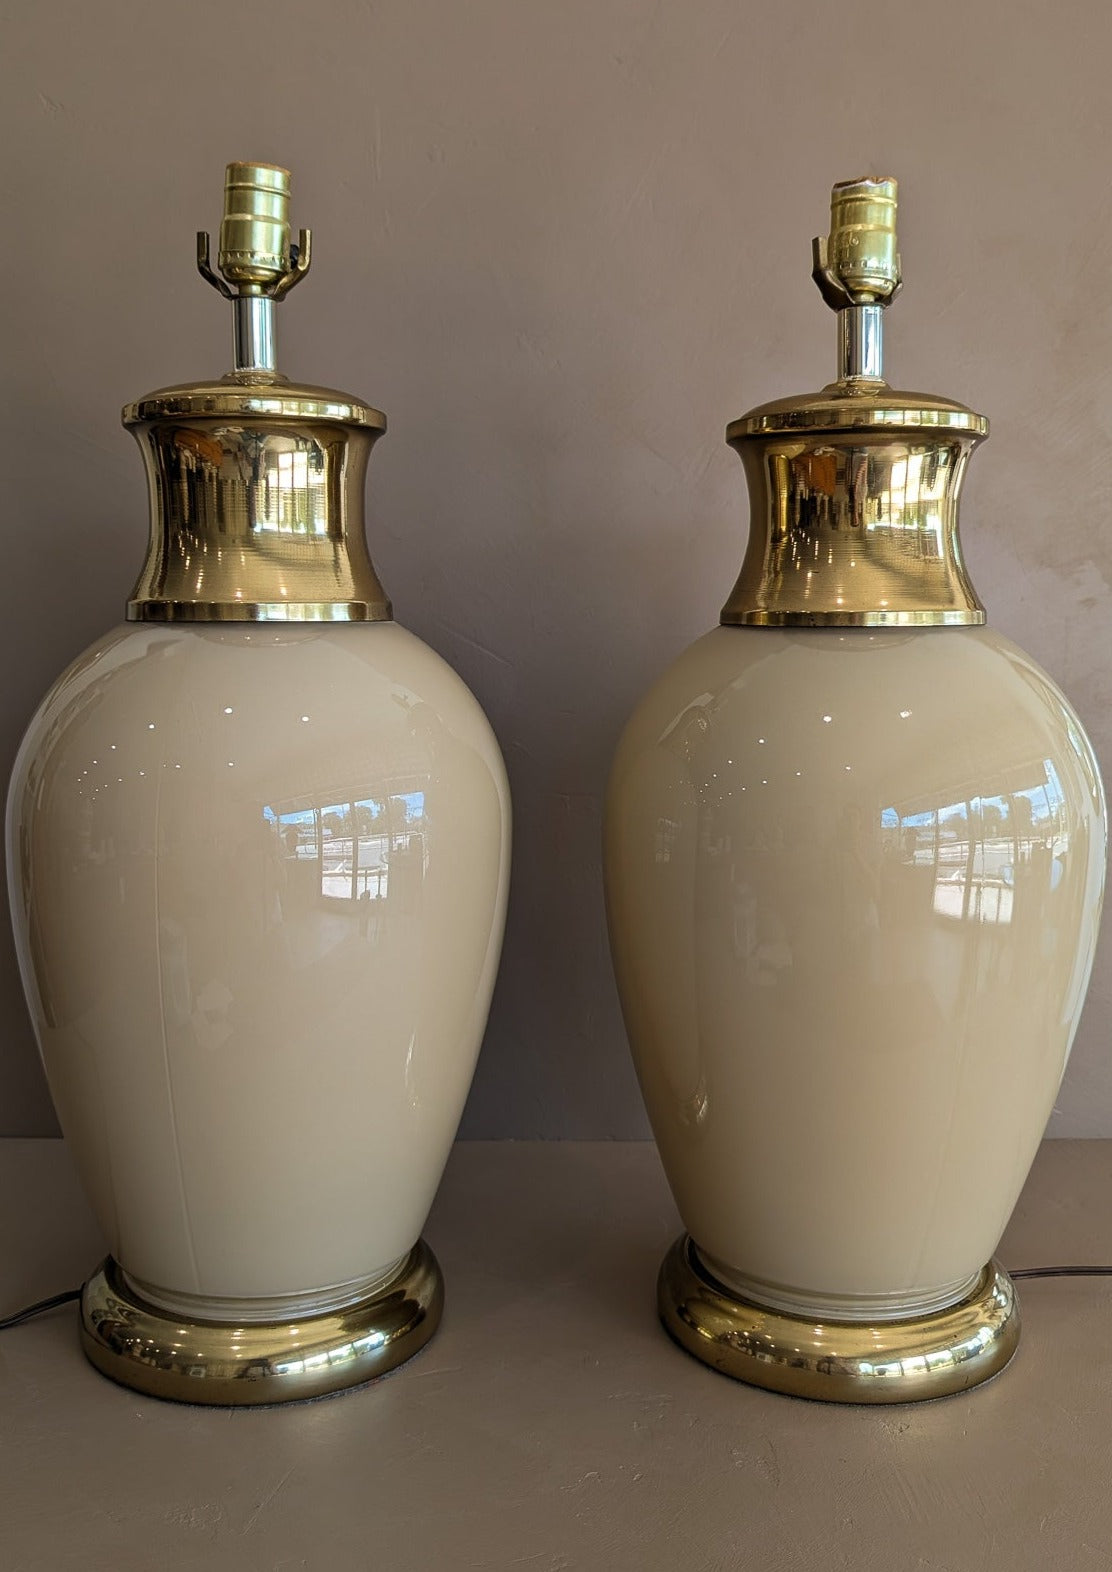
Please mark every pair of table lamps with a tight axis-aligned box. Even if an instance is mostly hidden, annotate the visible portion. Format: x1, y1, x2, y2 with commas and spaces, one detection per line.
6, 165, 1105, 1406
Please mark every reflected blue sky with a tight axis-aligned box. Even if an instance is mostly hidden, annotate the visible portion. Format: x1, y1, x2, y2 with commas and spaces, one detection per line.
880, 761, 1068, 927
263, 792, 427, 906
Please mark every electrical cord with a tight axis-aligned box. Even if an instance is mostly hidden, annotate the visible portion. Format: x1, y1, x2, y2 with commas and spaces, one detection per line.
1, 1267, 1111, 1331
0, 1287, 82, 1329
1009, 1265, 1112, 1279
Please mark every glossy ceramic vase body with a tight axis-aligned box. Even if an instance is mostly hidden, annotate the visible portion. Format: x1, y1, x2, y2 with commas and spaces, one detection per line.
604, 178, 1107, 1402
607, 625, 1104, 1293
5, 163, 510, 1403
8, 623, 509, 1297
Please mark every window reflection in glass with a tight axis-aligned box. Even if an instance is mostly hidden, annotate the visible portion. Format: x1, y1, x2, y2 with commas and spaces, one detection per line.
881, 759, 1069, 927
263, 791, 427, 916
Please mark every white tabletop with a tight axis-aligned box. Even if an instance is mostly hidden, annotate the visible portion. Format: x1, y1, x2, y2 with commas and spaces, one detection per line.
2, 1137, 1112, 1571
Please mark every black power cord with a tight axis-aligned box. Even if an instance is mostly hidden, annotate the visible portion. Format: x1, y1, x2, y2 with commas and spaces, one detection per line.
0, 1287, 82, 1330
1010, 1265, 1112, 1280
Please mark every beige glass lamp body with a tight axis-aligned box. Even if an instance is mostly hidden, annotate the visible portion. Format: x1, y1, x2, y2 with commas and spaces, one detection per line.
604, 179, 1106, 1402
6, 164, 510, 1404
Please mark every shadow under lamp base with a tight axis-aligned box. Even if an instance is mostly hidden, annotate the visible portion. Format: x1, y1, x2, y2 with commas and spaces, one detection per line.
658, 1236, 1019, 1404
79, 1242, 443, 1405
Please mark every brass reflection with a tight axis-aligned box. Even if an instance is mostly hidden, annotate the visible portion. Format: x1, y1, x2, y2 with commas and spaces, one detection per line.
81, 1245, 442, 1405
722, 424, 986, 627
658, 1235, 1018, 1403
126, 393, 391, 622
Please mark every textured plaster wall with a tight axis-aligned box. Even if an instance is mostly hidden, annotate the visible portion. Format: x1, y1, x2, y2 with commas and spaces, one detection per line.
2, 0, 1110, 1137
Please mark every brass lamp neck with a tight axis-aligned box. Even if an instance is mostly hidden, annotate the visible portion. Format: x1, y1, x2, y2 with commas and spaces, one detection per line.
232, 296, 276, 375
721, 175, 989, 629
838, 305, 884, 382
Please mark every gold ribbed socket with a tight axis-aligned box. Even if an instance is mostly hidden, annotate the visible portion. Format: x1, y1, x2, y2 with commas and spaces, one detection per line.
812, 176, 901, 309
196, 160, 312, 302
220, 162, 292, 286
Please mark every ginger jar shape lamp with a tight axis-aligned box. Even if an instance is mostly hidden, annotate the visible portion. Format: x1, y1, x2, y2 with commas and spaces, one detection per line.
6, 162, 511, 1404
604, 177, 1106, 1403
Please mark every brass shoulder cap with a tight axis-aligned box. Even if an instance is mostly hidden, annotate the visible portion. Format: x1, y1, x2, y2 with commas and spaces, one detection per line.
728, 386, 987, 443
123, 379, 387, 432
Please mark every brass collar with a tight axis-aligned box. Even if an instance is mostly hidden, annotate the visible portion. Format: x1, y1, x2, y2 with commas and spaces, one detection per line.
720, 380, 989, 629
125, 374, 393, 624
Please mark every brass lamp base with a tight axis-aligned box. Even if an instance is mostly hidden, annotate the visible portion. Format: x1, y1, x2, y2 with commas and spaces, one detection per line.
658, 1235, 1019, 1404
80, 1243, 443, 1406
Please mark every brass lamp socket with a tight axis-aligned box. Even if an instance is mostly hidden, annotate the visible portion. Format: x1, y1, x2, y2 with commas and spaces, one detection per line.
218, 162, 293, 288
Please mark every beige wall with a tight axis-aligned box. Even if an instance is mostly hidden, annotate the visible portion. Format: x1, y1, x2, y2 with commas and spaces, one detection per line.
3, 0, 1110, 1136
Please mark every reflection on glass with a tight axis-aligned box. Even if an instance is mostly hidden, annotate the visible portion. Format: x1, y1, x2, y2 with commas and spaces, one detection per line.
264, 791, 427, 915
881, 759, 1069, 928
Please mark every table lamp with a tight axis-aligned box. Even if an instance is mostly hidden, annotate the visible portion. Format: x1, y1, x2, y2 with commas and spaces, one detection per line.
604, 177, 1106, 1402
7, 162, 511, 1404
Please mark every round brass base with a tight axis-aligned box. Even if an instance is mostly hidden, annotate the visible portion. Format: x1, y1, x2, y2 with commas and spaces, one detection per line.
658, 1236, 1019, 1404
80, 1243, 443, 1406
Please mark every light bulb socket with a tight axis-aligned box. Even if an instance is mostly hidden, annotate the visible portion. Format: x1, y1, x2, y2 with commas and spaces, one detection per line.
218, 162, 292, 288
